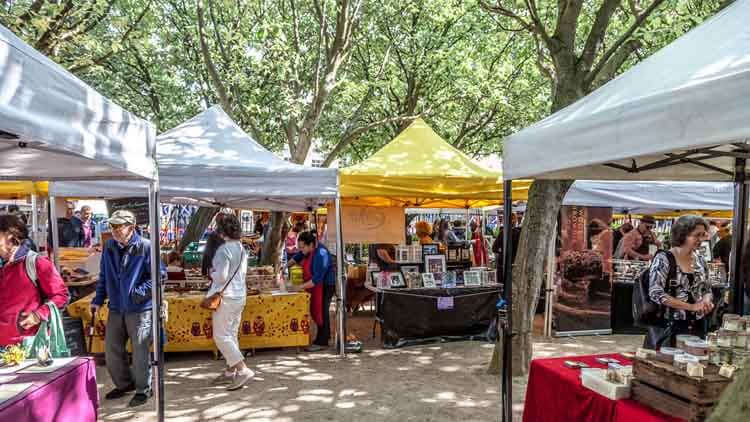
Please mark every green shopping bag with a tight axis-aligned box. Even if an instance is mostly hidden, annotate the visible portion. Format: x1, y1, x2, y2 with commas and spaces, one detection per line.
23, 302, 71, 359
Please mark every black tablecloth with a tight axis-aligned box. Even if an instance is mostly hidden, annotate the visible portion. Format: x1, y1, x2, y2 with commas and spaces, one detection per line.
375, 286, 501, 348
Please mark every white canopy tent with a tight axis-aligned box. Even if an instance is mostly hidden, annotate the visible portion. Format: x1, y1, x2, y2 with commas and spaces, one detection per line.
52, 105, 347, 358
499, 2, 750, 419
0, 24, 166, 420
51, 105, 337, 211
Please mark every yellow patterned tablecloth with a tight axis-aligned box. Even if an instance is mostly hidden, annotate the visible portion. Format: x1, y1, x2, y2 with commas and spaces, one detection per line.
67, 292, 311, 354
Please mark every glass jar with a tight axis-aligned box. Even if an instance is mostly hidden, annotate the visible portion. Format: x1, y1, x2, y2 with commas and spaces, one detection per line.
718, 329, 737, 348
734, 350, 750, 369
708, 346, 721, 365
719, 347, 734, 365
684, 340, 709, 357
707, 332, 718, 347
736, 332, 749, 349
723, 314, 744, 331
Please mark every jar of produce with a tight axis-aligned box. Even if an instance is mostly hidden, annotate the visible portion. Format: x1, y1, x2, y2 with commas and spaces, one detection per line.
718, 329, 737, 348
707, 332, 718, 347
708, 346, 721, 365
719, 347, 734, 365
676, 334, 701, 350
736, 332, 749, 349
734, 349, 750, 369
674, 354, 699, 371
684, 340, 709, 357
723, 314, 744, 331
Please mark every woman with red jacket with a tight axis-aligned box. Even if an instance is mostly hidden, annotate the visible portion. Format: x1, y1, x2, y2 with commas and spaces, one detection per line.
0, 214, 68, 347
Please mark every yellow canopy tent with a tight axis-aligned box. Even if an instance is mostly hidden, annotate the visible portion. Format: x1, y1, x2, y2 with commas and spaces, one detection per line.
0, 181, 48, 198
339, 118, 528, 208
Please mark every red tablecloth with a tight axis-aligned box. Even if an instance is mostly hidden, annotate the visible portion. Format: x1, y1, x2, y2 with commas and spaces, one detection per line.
523, 353, 685, 422
0, 357, 98, 422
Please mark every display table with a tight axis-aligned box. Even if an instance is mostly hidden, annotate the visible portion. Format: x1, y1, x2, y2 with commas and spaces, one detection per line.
523, 354, 684, 422
68, 291, 311, 354
372, 286, 500, 348
0, 357, 98, 421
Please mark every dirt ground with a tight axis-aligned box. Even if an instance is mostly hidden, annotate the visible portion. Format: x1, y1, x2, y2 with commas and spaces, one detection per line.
96, 311, 643, 422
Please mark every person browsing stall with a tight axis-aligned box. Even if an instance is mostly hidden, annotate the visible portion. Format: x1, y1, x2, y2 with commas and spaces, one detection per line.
619, 215, 661, 261
645, 215, 714, 349
0, 215, 68, 347
90, 210, 166, 407
287, 231, 335, 351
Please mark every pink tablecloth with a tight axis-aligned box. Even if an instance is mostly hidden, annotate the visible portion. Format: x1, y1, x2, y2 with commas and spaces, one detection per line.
0, 357, 98, 422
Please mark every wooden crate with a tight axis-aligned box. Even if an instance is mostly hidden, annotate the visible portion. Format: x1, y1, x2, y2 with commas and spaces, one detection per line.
633, 357, 731, 404
632, 380, 714, 422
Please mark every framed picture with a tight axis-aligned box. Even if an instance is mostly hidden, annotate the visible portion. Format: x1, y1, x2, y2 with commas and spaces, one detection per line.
396, 246, 410, 262
422, 243, 439, 256
447, 248, 458, 262
424, 254, 447, 274
401, 265, 420, 277
421, 273, 436, 288
433, 272, 444, 284
461, 247, 471, 261
370, 271, 381, 287
389, 272, 406, 288
464, 271, 482, 286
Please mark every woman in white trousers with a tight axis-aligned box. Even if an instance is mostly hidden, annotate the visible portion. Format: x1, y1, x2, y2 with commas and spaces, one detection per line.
208, 213, 254, 390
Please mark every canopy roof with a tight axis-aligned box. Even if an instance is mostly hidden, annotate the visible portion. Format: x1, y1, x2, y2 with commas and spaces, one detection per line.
52, 106, 337, 211
0, 181, 48, 198
340, 119, 524, 208
502, 0, 750, 181
0, 25, 156, 181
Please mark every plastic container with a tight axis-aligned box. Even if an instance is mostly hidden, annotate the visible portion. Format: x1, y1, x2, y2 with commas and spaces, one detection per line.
581, 368, 632, 400
684, 340, 709, 357
735, 332, 748, 349
290, 267, 304, 286
676, 334, 701, 350
674, 354, 699, 371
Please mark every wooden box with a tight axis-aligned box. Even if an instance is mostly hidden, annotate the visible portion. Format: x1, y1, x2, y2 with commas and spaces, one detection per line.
632, 357, 732, 421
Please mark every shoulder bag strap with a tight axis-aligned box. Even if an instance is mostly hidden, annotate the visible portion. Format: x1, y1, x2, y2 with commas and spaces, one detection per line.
25, 250, 39, 287
216, 247, 245, 295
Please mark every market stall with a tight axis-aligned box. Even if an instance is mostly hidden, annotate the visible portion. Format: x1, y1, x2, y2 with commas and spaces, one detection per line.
0, 23, 159, 420
502, 1, 750, 420
337, 118, 520, 346
53, 105, 340, 355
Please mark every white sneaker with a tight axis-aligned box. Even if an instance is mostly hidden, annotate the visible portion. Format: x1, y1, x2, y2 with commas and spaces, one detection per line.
211, 371, 235, 385
227, 368, 254, 391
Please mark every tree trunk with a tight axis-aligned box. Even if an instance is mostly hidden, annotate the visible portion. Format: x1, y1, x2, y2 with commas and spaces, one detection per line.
176, 207, 219, 253
511, 179, 572, 375
708, 369, 750, 422
260, 211, 288, 269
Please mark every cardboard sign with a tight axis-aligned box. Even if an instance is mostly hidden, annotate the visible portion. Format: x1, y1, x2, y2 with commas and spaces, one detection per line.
329, 206, 405, 244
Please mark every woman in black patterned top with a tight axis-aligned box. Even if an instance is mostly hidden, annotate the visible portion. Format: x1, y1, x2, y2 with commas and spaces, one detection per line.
646, 215, 714, 348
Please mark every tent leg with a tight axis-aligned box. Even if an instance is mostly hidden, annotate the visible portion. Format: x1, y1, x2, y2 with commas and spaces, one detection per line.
49, 196, 60, 269
501, 180, 514, 422
731, 158, 748, 314
148, 182, 165, 422
335, 195, 346, 358
31, 194, 38, 248
544, 221, 557, 337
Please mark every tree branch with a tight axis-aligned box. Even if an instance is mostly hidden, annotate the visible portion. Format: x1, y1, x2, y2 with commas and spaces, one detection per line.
579, 0, 620, 73
196, 0, 231, 111
591, 38, 641, 90
585, 0, 668, 86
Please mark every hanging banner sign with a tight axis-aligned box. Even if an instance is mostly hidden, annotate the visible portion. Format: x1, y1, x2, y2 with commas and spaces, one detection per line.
330, 206, 405, 244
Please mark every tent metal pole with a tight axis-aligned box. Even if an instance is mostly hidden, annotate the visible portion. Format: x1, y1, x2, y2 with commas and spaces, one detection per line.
31, 194, 38, 247
148, 181, 165, 421
335, 194, 346, 358
49, 196, 60, 269
502, 180, 513, 422
544, 221, 557, 337
730, 158, 747, 314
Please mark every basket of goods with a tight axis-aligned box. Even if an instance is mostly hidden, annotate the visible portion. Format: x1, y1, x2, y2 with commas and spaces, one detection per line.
561, 250, 603, 281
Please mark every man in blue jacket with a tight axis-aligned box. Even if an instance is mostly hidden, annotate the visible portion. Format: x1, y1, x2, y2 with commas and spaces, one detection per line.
90, 210, 165, 407
288, 231, 336, 352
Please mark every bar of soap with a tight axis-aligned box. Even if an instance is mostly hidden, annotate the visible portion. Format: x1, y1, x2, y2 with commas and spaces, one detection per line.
719, 364, 737, 379
636, 348, 657, 359
687, 362, 704, 377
